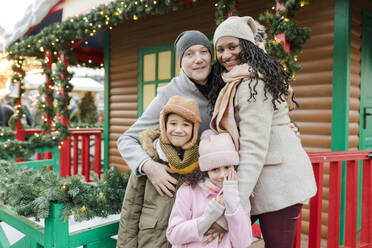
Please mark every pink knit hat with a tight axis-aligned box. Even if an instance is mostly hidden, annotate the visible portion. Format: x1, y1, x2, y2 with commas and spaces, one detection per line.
198, 129, 240, 171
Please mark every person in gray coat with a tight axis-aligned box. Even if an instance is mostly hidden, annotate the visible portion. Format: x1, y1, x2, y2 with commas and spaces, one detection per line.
117, 31, 213, 198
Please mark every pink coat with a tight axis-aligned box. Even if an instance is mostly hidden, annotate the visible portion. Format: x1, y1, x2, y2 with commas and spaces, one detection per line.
166, 183, 253, 248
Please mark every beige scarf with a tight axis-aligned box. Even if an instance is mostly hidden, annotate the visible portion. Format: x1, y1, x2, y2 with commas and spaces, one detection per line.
210, 64, 263, 150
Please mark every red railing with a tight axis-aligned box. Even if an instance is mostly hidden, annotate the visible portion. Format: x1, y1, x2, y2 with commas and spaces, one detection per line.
293, 150, 372, 248
69, 128, 103, 181
24, 128, 103, 181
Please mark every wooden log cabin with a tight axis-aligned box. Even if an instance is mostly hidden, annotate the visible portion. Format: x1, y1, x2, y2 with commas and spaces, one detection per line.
104, 0, 372, 240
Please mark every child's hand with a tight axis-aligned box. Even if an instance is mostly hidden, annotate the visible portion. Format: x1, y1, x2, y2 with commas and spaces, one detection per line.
224, 167, 237, 182
222, 174, 240, 214
216, 194, 225, 206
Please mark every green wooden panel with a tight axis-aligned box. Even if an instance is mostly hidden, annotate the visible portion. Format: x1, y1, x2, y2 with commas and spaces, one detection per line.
0, 205, 44, 245
104, 30, 110, 170
358, 8, 372, 235
10, 237, 31, 248
14, 146, 60, 173
332, 0, 351, 244
0, 225, 11, 248
360, 10, 372, 150
44, 203, 68, 248
84, 237, 116, 248
69, 220, 118, 247
0, 202, 119, 248
9, 236, 41, 248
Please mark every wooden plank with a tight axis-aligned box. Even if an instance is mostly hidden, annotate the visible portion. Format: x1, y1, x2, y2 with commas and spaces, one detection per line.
0, 225, 10, 248
0, 206, 44, 245
69, 221, 119, 247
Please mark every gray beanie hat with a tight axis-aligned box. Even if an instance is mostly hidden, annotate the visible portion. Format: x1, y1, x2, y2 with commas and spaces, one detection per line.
174, 30, 212, 67
213, 16, 258, 47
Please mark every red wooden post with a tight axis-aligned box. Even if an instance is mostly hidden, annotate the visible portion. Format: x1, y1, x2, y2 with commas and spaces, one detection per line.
15, 106, 25, 162
14, 67, 25, 143
82, 134, 90, 182
44, 50, 54, 160
14, 66, 25, 162
44, 50, 53, 131
59, 54, 71, 178
14, 104, 25, 141
344, 160, 359, 247
308, 162, 323, 248
94, 133, 102, 178
294, 209, 302, 248
73, 135, 79, 175
327, 161, 342, 248
360, 158, 372, 244
81, 135, 86, 176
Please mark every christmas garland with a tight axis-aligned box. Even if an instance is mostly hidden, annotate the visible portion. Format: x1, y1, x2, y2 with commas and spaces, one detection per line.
0, 160, 129, 221
215, 0, 238, 25
39, 59, 56, 134
0, 128, 15, 141
8, 59, 26, 130
55, 59, 74, 120
6, 0, 201, 67
259, 0, 310, 77
0, 133, 60, 160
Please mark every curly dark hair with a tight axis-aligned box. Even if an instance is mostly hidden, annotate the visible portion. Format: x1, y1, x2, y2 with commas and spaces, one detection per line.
207, 38, 297, 113
179, 167, 208, 188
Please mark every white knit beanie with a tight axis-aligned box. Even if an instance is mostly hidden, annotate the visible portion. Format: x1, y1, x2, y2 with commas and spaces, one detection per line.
213, 16, 258, 47
198, 129, 239, 172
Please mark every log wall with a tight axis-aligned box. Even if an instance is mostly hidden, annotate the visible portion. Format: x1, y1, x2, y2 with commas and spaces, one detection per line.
108, 0, 371, 238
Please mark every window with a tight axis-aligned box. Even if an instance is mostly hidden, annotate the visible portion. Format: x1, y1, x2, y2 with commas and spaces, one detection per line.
138, 43, 180, 116
138, 38, 213, 116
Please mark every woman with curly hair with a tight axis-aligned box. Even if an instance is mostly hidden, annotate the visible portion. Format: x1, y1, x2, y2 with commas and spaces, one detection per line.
209, 16, 317, 247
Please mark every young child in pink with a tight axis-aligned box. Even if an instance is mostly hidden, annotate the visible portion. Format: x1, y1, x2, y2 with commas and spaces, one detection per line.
166, 129, 253, 248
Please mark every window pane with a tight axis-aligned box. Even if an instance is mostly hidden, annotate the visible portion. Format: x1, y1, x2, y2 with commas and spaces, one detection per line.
143, 84, 156, 111
158, 82, 169, 88
144, 54, 156, 82
158, 51, 171, 80
175, 53, 180, 76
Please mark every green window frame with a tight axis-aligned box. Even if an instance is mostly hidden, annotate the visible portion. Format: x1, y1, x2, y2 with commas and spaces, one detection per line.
138, 43, 177, 116
137, 37, 213, 117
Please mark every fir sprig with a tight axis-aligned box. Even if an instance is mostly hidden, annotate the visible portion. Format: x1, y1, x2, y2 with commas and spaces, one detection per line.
259, 0, 310, 77
0, 128, 15, 140
0, 161, 129, 221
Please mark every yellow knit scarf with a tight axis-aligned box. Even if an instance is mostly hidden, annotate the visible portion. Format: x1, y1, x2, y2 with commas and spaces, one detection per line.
159, 137, 200, 175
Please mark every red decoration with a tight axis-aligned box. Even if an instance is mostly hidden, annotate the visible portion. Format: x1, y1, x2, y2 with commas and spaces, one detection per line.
275, 2, 291, 53
59, 53, 71, 178
226, 0, 238, 18
275, 33, 290, 52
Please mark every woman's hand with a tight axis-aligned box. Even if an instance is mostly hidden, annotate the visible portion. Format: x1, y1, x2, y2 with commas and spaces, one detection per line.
204, 222, 226, 245
142, 160, 178, 197
289, 123, 300, 138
